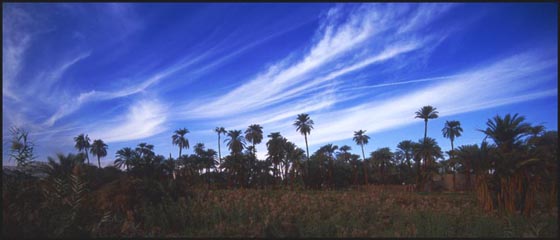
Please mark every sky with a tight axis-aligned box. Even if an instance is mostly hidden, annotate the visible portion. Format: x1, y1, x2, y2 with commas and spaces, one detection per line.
3, 3, 558, 166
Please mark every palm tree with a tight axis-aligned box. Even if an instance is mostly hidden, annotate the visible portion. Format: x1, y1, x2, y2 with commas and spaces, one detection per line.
74, 134, 91, 165
442, 120, 463, 191
339, 145, 352, 163
294, 113, 314, 161
172, 128, 190, 158
90, 139, 108, 168
321, 144, 338, 188
479, 113, 535, 214
353, 130, 370, 185
135, 142, 155, 160
371, 147, 393, 184
397, 140, 414, 169
349, 154, 361, 185
479, 113, 532, 152
442, 120, 463, 156
245, 124, 264, 157
455, 144, 478, 190
43, 153, 86, 178
225, 130, 246, 188
284, 141, 305, 189
226, 130, 246, 155
414, 137, 443, 169
266, 132, 285, 182
215, 127, 227, 172
114, 147, 137, 171
415, 105, 439, 141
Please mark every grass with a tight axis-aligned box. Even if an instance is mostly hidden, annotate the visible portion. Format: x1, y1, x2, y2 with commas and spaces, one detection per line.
170, 186, 558, 238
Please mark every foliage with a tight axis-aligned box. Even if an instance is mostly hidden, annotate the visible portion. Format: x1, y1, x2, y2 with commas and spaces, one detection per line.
8, 127, 36, 168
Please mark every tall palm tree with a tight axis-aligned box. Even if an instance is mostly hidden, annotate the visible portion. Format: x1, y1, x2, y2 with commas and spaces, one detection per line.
294, 113, 314, 161
415, 105, 439, 141
442, 120, 463, 156
353, 130, 370, 185
114, 147, 136, 171
74, 134, 91, 165
442, 120, 463, 191
245, 124, 263, 157
215, 127, 227, 172
90, 139, 108, 168
172, 128, 190, 158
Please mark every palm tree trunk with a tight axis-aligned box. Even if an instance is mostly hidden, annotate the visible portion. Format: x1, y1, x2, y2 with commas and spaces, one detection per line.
361, 144, 368, 185
253, 141, 256, 157
218, 135, 222, 173
285, 161, 289, 187
466, 159, 471, 190
85, 150, 90, 165
352, 164, 358, 185
179, 146, 182, 159
304, 133, 310, 177
424, 119, 428, 141
97, 156, 101, 168
329, 158, 334, 189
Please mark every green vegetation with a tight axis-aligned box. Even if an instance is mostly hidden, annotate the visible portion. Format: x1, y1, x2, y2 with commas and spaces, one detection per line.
3, 110, 557, 237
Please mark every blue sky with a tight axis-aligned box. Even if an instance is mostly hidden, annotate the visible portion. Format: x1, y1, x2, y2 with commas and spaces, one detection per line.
3, 3, 558, 166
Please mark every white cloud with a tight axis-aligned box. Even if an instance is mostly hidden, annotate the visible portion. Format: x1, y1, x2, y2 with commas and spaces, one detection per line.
268, 52, 557, 149
182, 6, 388, 119
89, 99, 168, 143
45, 52, 91, 86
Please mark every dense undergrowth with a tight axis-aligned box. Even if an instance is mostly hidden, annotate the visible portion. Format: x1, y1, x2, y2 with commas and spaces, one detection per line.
4, 169, 556, 238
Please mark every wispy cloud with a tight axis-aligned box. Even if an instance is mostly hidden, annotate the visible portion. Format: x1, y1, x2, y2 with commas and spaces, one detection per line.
89, 99, 168, 143
272, 52, 557, 148
2, 6, 33, 102
182, 5, 439, 119
45, 52, 91, 86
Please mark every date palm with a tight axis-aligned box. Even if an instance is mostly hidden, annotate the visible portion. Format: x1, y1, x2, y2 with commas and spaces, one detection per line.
322, 143, 338, 188
294, 113, 314, 161
266, 132, 285, 181
479, 113, 532, 152
442, 120, 463, 157
172, 128, 190, 158
215, 127, 227, 172
414, 137, 443, 191
74, 134, 91, 165
245, 124, 263, 157
90, 139, 108, 168
339, 145, 352, 163
353, 130, 370, 185
371, 147, 393, 184
415, 105, 439, 141
114, 147, 137, 171
225, 130, 246, 155
414, 137, 443, 169
397, 140, 414, 169
136, 142, 155, 160
225, 130, 246, 188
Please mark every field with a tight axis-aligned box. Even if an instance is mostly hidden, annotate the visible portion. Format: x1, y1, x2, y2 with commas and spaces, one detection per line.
129, 186, 558, 238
